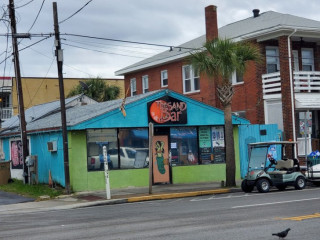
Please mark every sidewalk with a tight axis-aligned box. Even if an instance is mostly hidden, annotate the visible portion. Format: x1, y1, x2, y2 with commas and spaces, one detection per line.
0, 181, 241, 214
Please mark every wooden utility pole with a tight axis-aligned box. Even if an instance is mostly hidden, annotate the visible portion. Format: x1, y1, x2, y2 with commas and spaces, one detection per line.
8, 0, 28, 184
53, 2, 70, 194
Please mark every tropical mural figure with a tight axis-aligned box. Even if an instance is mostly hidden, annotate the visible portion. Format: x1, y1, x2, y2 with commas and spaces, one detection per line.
155, 140, 166, 174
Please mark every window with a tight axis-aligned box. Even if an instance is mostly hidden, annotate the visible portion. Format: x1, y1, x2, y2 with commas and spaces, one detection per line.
130, 78, 137, 96
182, 65, 200, 93
229, 71, 244, 85
142, 75, 149, 93
198, 126, 226, 164
266, 47, 279, 73
87, 129, 118, 171
161, 70, 168, 87
170, 127, 198, 166
118, 128, 149, 169
301, 48, 314, 71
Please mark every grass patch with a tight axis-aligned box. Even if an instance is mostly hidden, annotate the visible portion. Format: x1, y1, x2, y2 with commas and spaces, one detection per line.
0, 179, 64, 199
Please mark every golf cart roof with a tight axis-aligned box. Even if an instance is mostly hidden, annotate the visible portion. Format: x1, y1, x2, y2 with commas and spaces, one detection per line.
248, 141, 297, 146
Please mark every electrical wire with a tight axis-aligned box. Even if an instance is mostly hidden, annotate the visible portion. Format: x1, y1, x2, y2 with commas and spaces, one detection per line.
15, 0, 35, 9
62, 39, 160, 57
61, 33, 197, 50
62, 42, 147, 59
27, 0, 45, 32
59, 0, 93, 24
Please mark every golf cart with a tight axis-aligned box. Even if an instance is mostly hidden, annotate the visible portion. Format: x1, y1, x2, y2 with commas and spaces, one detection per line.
241, 141, 306, 193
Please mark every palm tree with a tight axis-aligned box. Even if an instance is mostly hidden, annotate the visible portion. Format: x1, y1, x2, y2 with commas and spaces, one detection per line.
190, 38, 262, 187
67, 77, 120, 102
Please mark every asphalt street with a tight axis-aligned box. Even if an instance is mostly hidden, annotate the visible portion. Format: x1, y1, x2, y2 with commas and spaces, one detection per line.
0, 191, 34, 205
0, 187, 319, 240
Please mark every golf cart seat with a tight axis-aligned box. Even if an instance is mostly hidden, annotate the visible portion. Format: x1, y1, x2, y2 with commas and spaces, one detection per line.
269, 159, 294, 174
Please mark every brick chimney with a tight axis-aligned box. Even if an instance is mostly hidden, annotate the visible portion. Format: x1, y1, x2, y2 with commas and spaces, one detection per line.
205, 5, 218, 41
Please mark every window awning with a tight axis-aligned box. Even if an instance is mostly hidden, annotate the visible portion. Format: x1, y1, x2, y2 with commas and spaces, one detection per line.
295, 93, 320, 110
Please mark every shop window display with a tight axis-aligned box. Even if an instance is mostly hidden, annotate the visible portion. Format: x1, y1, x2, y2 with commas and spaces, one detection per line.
87, 129, 118, 171
199, 126, 226, 164
170, 127, 198, 166
118, 128, 149, 169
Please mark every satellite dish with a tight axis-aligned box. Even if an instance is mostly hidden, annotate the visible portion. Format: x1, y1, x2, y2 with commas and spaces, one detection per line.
79, 81, 89, 91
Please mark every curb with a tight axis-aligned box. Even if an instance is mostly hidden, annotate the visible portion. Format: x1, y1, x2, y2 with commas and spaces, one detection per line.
70, 187, 241, 209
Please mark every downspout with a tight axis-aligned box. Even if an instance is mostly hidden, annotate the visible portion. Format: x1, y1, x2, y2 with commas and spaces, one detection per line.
288, 29, 297, 158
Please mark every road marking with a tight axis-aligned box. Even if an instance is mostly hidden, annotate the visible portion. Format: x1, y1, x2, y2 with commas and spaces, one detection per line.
190, 193, 251, 202
232, 197, 320, 209
279, 213, 320, 221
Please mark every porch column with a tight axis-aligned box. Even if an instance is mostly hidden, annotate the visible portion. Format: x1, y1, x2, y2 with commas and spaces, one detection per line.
279, 36, 295, 144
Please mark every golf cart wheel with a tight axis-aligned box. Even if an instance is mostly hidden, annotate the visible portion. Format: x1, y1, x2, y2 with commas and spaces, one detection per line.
256, 178, 270, 193
241, 180, 254, 193
295, 176, 306, 190
276, 185, 287, 191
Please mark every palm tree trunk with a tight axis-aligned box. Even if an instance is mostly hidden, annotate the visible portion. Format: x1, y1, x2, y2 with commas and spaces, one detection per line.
224, 103, 236, 187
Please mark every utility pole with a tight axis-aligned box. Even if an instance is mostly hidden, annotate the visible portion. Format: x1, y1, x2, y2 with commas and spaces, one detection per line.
8, 0, 28, 184
53, 2, 70, 194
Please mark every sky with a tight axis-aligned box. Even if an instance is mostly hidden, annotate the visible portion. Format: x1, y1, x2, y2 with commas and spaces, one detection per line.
1, 0, 320, 79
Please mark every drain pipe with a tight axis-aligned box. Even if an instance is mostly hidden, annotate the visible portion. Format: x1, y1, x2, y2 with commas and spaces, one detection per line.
288, 29, 297, 158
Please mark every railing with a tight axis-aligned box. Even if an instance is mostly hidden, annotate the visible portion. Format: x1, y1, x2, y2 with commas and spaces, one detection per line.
0, 108, 13, 120
294, 71, 320, 93
262, 72, 281, 98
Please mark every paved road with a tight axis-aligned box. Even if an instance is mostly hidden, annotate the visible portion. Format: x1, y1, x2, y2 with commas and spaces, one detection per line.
0, 187, 320, 240
0, 191, 34, 205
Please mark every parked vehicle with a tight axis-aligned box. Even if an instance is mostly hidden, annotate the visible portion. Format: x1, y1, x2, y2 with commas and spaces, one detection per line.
305, 157, 320, 186
241, 141, 306, 193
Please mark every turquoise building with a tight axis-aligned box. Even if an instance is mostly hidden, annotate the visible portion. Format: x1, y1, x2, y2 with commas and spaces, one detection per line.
0, 90, 249, 192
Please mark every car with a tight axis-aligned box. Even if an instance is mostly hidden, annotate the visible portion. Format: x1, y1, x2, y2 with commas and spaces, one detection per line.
305, 163, 320, 186
241, 141, 306, 193
108, 147, 149, 169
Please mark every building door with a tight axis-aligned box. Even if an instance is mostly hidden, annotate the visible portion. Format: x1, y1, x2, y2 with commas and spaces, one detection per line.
152, 135, 170, 184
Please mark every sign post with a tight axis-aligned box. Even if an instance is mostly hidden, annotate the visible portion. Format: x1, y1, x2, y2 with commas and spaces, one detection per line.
148, 122, 154, 194
103, 146, 111, 199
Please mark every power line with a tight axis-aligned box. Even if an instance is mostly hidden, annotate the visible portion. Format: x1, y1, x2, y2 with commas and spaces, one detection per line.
62, 42, 146, 58
61, 33, 196, 50
59, 0, 93, 24
15, 0, 35, 9
27, 0, 45, 32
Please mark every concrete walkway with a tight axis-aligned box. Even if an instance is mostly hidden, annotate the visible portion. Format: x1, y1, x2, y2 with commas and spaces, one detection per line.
0, 181, 242, 214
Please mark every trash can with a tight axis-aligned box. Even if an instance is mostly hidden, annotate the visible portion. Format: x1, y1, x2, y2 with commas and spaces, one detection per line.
0, 161, 11, 185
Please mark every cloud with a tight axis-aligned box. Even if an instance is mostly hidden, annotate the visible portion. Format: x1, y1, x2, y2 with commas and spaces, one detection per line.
1, 0, 320, 78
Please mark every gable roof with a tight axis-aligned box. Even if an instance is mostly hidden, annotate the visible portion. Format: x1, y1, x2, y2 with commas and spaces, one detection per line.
115, 11, 320, 75
0, 90, 249, 136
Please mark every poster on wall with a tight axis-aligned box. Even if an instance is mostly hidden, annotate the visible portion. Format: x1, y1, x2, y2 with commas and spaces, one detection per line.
152, 135, 170, 184
212, 126, 226, 163
11, 140, 23, 169
199, 126, 213, 163
10, 139, 29, 169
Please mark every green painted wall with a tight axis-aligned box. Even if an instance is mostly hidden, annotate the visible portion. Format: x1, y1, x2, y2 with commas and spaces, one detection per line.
68, 127, 242, 192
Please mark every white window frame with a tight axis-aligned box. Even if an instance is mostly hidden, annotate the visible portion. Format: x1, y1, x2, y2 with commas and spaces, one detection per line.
130, 78, 137, 96
142, 75, 149, 93
161, 70, 168, 87
182, 65, 200, 94
301, 48, 314, 71
229, 71, 244, 85
266, 46, 280, 74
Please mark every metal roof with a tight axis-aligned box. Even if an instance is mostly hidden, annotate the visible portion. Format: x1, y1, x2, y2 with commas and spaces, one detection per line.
1, 94, 97, 130
0, 90, 162, 135
115, 11, 320, 75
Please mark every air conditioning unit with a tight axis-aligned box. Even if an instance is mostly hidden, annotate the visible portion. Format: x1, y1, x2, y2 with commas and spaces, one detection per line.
47, 141, 57, 152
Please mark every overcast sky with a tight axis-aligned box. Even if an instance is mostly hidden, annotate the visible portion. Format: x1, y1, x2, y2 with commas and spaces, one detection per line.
1, 0, 320, 79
